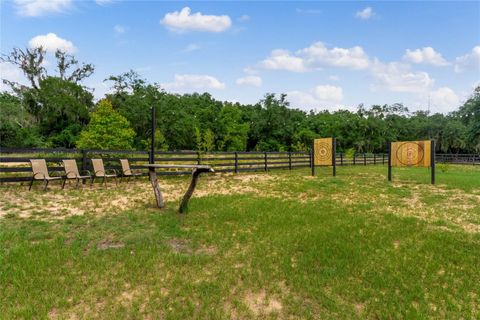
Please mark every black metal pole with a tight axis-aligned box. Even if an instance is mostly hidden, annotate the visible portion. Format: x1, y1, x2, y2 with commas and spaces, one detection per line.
150, 105, 156, 164
332, 138, 336, 177
431, 139, 435, 184
311, 141, 315, 176
388, 142, 392, 182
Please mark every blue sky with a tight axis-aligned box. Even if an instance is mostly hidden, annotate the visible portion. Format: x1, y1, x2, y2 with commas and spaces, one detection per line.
1, 0, 479, 113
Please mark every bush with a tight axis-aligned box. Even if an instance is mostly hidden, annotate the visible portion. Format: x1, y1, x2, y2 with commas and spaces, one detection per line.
344, 148, 356, 160
76, 100, 135, 150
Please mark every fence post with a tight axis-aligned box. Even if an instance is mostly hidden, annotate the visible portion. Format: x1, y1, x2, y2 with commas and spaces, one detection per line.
288, 152, 292, 170
234, 152, 239, 174
364, 153, 367, 166
373, 153, 376, 165
340, 153, 343, 166
264, 152, 268, 171
81, 149, 87, 172
353, 154, 356, 165
81, 149, 88, 184
197, 151, 201, 165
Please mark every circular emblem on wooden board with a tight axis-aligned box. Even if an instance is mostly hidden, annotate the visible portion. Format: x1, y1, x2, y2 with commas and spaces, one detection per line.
395, 142, 424, 166
315, 141, 332, 163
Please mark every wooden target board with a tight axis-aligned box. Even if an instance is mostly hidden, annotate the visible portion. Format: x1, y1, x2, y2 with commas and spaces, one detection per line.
314, 138, 334, 166
391, 140, 431, 167
312, 138, 336, 176
388, 140, 436, 184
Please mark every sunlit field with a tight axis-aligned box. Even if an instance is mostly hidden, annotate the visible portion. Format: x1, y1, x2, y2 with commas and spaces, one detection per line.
1, 165, 479, 319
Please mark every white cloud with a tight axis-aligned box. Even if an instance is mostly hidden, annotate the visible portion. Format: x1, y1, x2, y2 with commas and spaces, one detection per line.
314, 85, 343, 102
183, 43, 200, 53
161, 74, 226, 91
286, 84, 344, 111
13, 0, 72, 17
454, 46, 480, 72
260, 42, 369, 72
243, 67, 259, 75
114, 25, 126, 34
28, 33, 77, 53
160, 7, 232, 33
370, 59, 434, 93
236, 75, 262, 87
0, 62, 26, 91
356, 7, 374, 20
429, 87, 460, 113
300, 42, 370, 70
261, 49, 308, 72
403, 47, 449, 66
238, 15, 250, 22
328, 75, 340, 81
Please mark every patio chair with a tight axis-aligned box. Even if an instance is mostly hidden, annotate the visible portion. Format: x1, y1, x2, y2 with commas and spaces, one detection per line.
119, 159, 143, 182
91, 158, 118, 186
29, 159, 62, 191
62, 159, 92, 189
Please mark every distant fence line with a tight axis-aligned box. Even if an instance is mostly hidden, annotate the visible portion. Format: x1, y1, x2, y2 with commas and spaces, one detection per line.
0, 147, 478, 183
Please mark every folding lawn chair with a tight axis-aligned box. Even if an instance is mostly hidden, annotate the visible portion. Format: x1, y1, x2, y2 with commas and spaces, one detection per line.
91, 158, 118, 186
29, 159, 62, 191
119, 159, 143, 182
62, 159, 92, 189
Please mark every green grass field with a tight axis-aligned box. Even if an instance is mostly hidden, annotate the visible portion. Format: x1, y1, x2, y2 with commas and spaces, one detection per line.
1, 165, 479, 319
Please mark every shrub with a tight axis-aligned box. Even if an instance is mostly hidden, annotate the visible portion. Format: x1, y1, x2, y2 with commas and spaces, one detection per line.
76, 100, 135, 150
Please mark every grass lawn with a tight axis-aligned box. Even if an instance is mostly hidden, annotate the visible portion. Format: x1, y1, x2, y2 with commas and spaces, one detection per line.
1, 165, 479, 319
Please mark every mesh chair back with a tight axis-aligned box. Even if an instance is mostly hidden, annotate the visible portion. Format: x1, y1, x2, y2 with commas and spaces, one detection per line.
91, 159, 106, 176
30, 159, 50, 179
63, 160, 80, 178
120, 159, 132, 175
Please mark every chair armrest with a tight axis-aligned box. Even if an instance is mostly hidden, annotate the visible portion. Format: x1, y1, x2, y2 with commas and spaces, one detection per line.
33, 172, 46, 180
94, 170, 105, 176
64, 171, 78, 179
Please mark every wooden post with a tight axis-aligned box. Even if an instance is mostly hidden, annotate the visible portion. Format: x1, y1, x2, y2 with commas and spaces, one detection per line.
431, 140, 436, 185
179, 168, 211, 213
150, 105, 156, 164
364, 153, 367, 166
81, 149, 87, 171
288, 152, 292, 170
234, 152, 239, 174
197, 151, 201, 165
353, 154, 356, 165
332, 138, 336, 177
311, 142, 315, 176
388, 142, 392, 182
148, 167, 164, 208
81, 149, 87, 184
264, 152, 268, 171
340, 153, 343, 166
374, 153, 376, 165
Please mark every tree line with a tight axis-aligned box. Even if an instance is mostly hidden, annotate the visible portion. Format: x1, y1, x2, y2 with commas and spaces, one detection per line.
1, 47, 479, 153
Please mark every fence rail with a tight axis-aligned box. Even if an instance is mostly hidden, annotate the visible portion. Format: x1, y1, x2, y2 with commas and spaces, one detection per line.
0, 147, 477, 183
436, 153, 480, 165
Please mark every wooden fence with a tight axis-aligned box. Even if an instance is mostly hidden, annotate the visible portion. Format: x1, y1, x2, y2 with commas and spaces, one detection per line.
0, 148, 311, 183
436, 153, 480, 165
0, 147, 477, 183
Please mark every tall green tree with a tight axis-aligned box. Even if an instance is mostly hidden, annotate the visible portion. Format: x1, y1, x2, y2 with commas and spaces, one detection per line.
1, 46, 95, 147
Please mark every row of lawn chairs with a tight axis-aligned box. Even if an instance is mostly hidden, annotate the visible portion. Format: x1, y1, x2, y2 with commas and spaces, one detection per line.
29, 158, 143, 190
